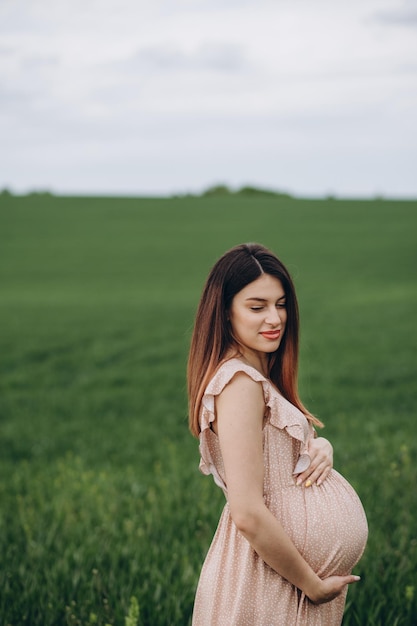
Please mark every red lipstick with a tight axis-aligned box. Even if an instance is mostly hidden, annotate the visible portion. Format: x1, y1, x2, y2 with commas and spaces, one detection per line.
260, 330, 281, 340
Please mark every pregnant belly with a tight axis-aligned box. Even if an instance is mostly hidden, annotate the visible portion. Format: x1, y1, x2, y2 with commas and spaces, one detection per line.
276, 470, 368, 578
302, 470, 368, 576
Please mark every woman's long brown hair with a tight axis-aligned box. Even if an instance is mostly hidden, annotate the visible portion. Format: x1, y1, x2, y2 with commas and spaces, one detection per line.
187, 243, 323, 437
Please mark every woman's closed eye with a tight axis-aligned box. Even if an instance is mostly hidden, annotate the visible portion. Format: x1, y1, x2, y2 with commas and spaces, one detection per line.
250, 305, 286, 312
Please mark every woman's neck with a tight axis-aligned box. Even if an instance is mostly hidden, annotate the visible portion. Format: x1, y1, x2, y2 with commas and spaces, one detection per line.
229, 348, 269, 377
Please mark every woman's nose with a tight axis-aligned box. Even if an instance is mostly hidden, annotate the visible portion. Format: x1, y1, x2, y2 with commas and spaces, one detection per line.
265, 307, 281, 326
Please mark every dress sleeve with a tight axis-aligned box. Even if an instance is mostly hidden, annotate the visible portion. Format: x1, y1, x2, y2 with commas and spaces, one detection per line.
199, 358, 270, 432
198, 359, 269, 489
198, 358, 313, 485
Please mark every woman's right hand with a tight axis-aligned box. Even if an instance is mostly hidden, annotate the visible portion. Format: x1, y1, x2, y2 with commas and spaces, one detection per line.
307, 574, 361, 604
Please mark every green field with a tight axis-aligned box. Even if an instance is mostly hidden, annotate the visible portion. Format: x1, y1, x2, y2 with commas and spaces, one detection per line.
0, 194, 416, 625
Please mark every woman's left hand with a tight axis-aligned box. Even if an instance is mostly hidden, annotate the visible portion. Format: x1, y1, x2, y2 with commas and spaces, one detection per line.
296, 437, 333, 487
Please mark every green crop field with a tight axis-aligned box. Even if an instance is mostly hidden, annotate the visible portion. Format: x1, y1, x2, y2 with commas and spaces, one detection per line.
0, 193, 416, 625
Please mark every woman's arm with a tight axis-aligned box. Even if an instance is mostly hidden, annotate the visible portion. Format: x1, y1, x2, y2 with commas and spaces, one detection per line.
214, 372, 359, 604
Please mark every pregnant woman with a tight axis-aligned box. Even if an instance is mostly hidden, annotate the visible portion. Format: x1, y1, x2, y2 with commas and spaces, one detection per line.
188, 243, 368, 625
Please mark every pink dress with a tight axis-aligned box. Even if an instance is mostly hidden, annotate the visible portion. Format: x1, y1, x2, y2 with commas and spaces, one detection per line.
193, 359, 368, 626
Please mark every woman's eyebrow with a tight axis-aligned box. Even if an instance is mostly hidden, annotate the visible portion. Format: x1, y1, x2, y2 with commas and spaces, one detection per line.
245, 295, 286, 302
245, 297, 267, 302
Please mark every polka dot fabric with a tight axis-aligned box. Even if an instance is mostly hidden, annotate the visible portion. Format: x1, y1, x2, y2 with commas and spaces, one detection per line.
193, 359, 368, 626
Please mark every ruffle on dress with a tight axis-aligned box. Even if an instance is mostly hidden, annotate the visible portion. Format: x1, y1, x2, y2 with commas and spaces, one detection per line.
198, 358, 313, 487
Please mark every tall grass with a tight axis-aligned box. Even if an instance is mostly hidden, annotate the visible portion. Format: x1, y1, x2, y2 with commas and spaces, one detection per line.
0, 194, 416, 624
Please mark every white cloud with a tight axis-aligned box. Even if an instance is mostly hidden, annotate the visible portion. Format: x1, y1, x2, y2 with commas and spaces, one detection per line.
0, 0, 416, 196
372, 0, 417, 26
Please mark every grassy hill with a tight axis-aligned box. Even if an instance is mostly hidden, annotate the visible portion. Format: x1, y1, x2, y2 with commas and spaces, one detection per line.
0, 194, 416, 625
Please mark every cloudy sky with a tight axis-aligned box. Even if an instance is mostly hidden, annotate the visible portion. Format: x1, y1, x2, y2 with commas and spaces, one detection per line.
1, 0, 416, 197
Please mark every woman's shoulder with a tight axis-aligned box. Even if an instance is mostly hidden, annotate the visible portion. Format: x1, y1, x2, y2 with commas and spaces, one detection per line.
204, 357, 268, 399
216, 356, 267, 381
200, 358, 268, 425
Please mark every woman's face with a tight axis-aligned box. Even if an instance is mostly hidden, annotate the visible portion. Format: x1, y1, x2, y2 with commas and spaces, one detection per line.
229, 274, 287, 360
